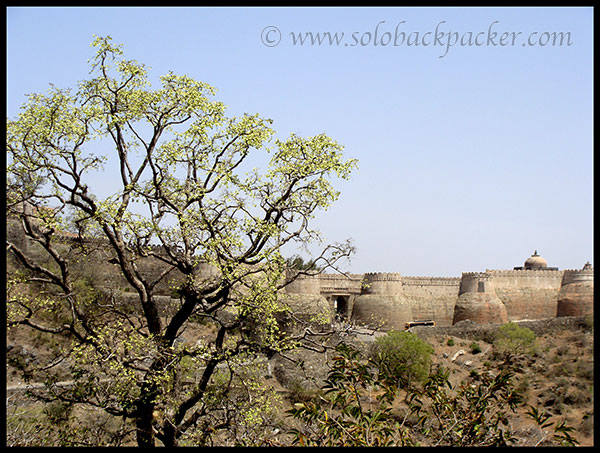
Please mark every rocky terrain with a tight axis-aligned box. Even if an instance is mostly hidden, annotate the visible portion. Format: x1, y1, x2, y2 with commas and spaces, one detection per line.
265, 316, 594, 446
6, 316, 594, 446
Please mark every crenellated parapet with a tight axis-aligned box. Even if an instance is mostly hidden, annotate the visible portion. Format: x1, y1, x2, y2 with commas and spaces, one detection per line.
402, 276, 461, 286
459, 272, 493, 295
561, 267, 594, 285
362, 272, 403, 280
485, 269, 564, 278
362, 272, 403, 295
318, 273, 363, 295
318, 273, 364, 281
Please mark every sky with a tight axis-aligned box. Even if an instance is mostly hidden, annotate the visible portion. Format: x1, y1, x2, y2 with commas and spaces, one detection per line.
6, 6, 594, 277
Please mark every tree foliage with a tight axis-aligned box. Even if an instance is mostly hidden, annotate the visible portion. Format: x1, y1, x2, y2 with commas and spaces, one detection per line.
285, 254, 322, 272
288, 343, 414, 446
6, 35, 357, 447
288, 342, 579, 447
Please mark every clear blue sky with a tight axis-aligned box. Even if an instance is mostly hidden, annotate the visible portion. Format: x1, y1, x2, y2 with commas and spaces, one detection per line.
6, 6, 594, 276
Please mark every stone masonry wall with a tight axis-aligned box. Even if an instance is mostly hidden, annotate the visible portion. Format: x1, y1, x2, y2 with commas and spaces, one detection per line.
488, 269, 564, 321
7, 217, 592, 327
401, 277, 461, 326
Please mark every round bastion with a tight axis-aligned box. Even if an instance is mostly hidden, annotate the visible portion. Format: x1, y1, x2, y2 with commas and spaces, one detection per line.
453, 273, 507, 325
452, 292, 508, 325
557, 262, 594, 317
351, 273, 411, 330
361, 272, 403, 295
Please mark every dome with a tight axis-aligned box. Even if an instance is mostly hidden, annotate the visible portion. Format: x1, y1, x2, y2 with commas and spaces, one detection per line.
524, 250, 548, 270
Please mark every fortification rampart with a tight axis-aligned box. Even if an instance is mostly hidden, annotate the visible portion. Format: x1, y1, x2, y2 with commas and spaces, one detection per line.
487, 269, 564, 321
317, 273, 363, 294
362, 273, 403, 295
400, 276, 461, 327
7, 218, 593, 327
283, 273, 322, 296
561, 269, 594, 285
459, 272, 492, 295
486, 269, 564, 290
402, 276, 461, 286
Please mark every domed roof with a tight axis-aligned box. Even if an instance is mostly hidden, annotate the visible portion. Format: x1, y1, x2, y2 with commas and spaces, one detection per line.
524, 250, 548, 269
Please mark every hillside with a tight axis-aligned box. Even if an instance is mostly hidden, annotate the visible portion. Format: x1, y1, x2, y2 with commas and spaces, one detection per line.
6, 316, 594, 446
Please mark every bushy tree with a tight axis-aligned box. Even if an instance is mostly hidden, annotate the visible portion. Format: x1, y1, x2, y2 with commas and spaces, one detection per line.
370, 330, 434, 390
6, 35, 357, 447
494, 322, 537, 362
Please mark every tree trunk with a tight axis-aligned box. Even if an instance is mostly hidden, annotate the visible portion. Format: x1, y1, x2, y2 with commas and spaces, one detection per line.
136, 401, 156, 447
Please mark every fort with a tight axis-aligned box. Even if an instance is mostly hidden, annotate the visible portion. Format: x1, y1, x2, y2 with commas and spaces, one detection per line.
6, 208, 593, 329
283, 251, 594, 329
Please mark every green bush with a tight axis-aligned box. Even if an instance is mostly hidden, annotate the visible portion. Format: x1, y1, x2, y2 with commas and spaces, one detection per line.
447, 338, 455, 346
470, 342, 482, 354
494, 322, 537, 361
371, 330, 434, 390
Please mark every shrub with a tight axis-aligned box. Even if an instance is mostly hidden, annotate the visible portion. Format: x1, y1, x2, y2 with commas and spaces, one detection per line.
582, 314, 593, 330
494, 322, 537, 361
470, 342, 482, 354
286, 379, 321, 404
370, 330, 434, 390
447, 338, 455, 347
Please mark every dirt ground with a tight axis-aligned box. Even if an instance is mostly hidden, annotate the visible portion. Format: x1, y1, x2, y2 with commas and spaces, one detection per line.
6, 316, 594, 446
394, 318, 594, 446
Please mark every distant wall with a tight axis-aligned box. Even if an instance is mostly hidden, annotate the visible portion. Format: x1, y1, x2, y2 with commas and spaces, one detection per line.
487, 269, 564, 321
7, 218, 593, 327
6, 217, 185, 297
401, 277, 461, 326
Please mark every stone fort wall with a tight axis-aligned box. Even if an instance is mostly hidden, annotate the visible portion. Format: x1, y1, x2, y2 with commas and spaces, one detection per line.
401, 277, 461, 326
7, 216, 593, 329
286, 265, 592, 329
485, 269, 565, 321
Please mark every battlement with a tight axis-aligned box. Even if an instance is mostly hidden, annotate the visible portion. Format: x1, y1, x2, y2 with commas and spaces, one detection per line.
402, 276, 461, 286
485, 269, 564, 277
363, 272, 403, 281
561, 268, 594, 285
461, 272, 488, 278
318, 273, 364, 281
285, 271, 322, 280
